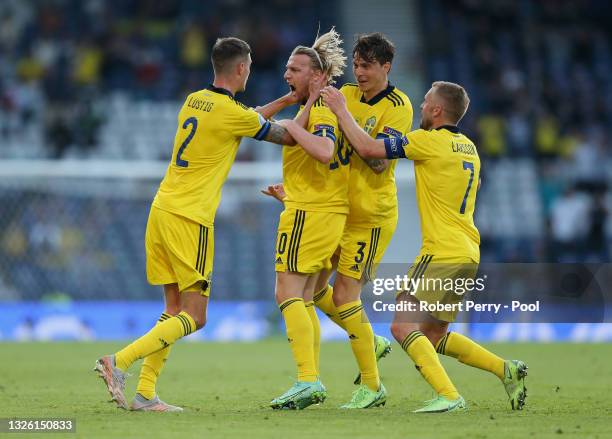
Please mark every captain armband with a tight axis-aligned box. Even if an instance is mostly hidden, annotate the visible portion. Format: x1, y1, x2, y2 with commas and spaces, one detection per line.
384, 136, 407, 159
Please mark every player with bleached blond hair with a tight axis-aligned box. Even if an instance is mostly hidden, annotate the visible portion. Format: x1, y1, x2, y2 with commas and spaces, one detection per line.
264, 33, 413, 409
257, 28, 350, 410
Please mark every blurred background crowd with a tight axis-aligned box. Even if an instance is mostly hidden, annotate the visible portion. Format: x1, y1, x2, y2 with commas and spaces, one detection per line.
420, 0, 612, 263
0, 0, 610, 301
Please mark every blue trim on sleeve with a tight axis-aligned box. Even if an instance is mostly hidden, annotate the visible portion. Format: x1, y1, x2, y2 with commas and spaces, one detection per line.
313, 129, 337, 143
254, 120, 271, 140
384, 136, 406, 159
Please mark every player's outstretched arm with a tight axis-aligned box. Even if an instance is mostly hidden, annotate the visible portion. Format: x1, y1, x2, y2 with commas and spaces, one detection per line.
262, 122, 298, 146
255, 91, 299, 120
321, 86, 388, 172
257, 76, 324, 146
278, 119, 334, 164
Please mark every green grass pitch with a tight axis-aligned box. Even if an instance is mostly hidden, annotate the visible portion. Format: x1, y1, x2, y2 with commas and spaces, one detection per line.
0, 341, 610, 438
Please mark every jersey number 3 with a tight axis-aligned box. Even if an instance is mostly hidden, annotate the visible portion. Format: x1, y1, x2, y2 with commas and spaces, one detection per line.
176, 117, 198, 167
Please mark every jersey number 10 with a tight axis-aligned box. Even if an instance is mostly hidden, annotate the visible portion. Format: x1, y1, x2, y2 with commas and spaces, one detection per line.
329, 134, 352, 170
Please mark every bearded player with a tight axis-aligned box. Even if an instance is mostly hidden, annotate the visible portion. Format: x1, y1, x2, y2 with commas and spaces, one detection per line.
322, 81, 528, 413
265, 33, 413, 409
266, 28, 350, 410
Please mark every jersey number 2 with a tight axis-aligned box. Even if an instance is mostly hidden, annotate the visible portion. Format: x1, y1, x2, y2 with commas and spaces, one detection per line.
460, 161, 475, 214
175, 117, 198, 167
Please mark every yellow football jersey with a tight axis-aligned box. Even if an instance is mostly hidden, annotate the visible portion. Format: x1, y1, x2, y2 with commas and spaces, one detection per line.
394, 126, 481, 261
283, 97, 349, 214
153, 85, 270, 226
340, 83, 413, 226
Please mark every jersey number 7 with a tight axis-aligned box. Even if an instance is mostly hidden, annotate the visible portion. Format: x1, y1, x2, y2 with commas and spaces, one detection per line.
460, 161, 475, 214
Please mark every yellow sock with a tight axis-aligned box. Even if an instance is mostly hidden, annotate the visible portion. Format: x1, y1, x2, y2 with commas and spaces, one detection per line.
436, 331, 505, 380
313, 285, 346, 329
136, 312, 174, 400
402, 330, 459, 400
115, 311, 196, 371
337, 301, 379, 391
279, 298, 317, 382
304, 301, 320, 375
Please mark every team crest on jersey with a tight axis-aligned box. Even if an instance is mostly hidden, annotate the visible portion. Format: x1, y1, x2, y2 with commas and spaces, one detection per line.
364, 116, 376, 134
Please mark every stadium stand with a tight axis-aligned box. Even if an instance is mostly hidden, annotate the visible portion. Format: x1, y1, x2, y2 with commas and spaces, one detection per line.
419, 0, 611, 262
0, 0, 609, 301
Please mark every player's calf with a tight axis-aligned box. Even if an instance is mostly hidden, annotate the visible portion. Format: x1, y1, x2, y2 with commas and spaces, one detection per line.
181, 290, 208, 330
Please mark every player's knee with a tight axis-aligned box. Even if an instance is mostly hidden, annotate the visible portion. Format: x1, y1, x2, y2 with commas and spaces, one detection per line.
164, 306, 181, 316
391, 319, 421, 344
421, 328, 442, 346
420, 325, 446, 346
390, 321, 407, 343
331, 287, 351, 307
331, 275, 361, 307
274, 289, 290, 305
192, 314, 206, 330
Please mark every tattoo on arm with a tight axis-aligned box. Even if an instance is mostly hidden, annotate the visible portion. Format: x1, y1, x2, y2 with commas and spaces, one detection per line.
263, 123, 294, 145
365, 158, 389, 173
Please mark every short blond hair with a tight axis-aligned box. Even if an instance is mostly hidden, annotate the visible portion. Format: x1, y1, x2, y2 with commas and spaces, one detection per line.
432, 81, 470, 124
291, 27, 347, 84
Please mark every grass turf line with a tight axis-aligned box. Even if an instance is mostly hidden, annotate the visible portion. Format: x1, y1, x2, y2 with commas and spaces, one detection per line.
0, 341, 609, 439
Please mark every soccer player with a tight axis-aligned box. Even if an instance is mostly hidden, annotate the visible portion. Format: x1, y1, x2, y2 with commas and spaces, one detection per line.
264, 33, 413, 409
321, 81, 528, 413
268, 29, 349, 410
94, 37, 298, 411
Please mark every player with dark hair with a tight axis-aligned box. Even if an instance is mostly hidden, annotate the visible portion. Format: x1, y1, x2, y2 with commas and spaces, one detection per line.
94, 36, 298, 412
313, 32, 413, 409
264, 32, 413, 409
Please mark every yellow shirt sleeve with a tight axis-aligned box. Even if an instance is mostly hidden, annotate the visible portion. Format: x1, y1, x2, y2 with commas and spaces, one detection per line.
309, 103, 338, 143
225, 101, 271, 140
403, 129, 437, 160
375, 105, 413, 140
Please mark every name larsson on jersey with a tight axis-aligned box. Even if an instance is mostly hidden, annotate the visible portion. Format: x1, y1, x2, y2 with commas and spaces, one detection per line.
452, 142, 477, 155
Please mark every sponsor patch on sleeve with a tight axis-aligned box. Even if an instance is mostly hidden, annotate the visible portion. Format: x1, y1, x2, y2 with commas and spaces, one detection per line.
383, 126, 403, 137
314, 124, 335, 133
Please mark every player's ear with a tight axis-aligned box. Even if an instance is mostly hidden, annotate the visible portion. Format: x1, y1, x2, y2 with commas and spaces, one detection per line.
236, 60, 246, 77
383, 61, 391, 74
433, 103, 443, 118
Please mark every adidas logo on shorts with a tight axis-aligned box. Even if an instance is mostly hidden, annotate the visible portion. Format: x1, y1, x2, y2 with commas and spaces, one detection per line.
349, 264, 360, 272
